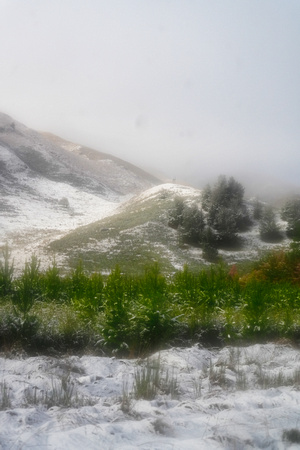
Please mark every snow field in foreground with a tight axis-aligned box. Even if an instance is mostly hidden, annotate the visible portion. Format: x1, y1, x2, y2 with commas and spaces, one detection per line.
0, 343, 300, 449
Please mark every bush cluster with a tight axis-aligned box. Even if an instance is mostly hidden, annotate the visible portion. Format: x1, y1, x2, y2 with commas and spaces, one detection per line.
1, 244, 300, 356
169, 176, 252, 259
169, 175, 300, 254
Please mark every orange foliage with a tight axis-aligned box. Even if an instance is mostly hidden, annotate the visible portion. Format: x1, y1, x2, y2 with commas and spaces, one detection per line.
228, 264, 238, 279
239, 270, 267, 286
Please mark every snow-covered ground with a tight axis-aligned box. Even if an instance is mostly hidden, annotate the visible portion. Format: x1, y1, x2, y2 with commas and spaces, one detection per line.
0, 149, 134, 273
128, 183, 202, 205
1, 343, 300, 449
0, 175, 123, 273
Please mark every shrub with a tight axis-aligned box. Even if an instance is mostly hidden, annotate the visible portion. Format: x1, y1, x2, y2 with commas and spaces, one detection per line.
133, 357, 179, 400
252, 250, 290, 283
12, 255, 41, 317
23, 373, 95, 408
69, 260, 89, 300
136, 263, 177, 351
101, 265, 132, 354
41, 259, 63, 301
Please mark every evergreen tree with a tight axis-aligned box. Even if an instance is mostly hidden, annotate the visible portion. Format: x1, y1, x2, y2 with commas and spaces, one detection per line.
208, 175, 244, 210
169, 175, 251, 251
168, 197, 185, 229
281, 198, 300, 240
209, 206, 239, 245
203, 175, 250, 244
201, 184, 212, 211
260, 206, 283, 242
180, 204, 206, 246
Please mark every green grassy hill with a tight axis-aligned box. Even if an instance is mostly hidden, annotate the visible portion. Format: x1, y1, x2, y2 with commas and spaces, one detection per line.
49, 183, 205, 273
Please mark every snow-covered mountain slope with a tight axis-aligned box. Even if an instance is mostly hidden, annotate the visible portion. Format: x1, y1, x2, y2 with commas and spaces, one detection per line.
1, 343, 300, 449
43, 132, 160, 195
0, 112, 290, 274
0, 112, 160, 271
0, 113, 159, 197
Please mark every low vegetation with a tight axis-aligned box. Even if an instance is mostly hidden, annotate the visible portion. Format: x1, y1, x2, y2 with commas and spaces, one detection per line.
132, 356, 179, 401
1, 240, 300, 356
23, 373, 95, 409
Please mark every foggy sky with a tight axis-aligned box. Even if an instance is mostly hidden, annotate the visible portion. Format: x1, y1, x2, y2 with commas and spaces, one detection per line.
1, 0, 300, 191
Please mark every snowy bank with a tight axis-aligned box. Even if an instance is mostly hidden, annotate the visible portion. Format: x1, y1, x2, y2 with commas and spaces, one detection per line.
1, 344, 300, 449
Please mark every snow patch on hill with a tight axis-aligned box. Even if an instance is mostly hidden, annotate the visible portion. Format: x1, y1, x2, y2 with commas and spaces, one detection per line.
130, 182, 201, 204
0, 138, 126, 271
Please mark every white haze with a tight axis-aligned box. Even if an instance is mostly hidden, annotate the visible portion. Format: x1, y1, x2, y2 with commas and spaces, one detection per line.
0, 0, 300, 191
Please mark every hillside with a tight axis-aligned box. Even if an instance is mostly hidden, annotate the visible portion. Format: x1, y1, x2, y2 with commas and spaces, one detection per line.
49, 183, 290, 274
42, 132, 159, 193
0, 118, 299, 450
0, 112, 291, 275
49, 184, 201, 273
0, 113, 160, 270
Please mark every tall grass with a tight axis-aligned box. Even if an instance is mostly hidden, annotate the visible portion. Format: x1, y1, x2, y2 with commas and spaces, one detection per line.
1, 244, 300, 355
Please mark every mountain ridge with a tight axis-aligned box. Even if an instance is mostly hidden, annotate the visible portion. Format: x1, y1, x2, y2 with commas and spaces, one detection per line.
42, 132, 160, 188
0, 112, 160, 196
0, 112, 161, 272
0, 112, 292, 274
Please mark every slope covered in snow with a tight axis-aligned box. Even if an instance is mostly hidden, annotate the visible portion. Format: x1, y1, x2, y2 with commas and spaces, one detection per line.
0, 112, 160, 271
1, 344, 300, 449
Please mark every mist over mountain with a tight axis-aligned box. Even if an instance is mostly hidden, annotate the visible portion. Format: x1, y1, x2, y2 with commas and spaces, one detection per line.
182, 169, 300, 207
0, 113, 160, 270
0, 112, 159, 196
0, 112, 296, 274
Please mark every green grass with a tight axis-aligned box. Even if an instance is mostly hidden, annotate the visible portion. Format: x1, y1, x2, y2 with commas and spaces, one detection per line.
133, 356, 179, 400
49, 187, 204, 274
2, 245, 300, 356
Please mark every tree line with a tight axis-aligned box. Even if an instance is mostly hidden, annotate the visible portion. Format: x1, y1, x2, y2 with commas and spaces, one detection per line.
168, 175, 300, 261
